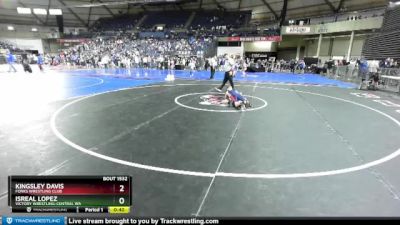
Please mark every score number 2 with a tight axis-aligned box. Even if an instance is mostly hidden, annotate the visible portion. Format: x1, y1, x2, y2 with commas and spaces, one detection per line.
119, 185, 126, 205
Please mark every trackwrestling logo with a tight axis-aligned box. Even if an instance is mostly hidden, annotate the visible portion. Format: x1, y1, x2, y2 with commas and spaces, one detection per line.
2, 217, 65, 225
199, 94, 228, 107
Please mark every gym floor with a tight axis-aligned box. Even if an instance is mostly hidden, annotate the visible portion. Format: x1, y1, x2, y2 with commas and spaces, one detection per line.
1, 68, 400, 217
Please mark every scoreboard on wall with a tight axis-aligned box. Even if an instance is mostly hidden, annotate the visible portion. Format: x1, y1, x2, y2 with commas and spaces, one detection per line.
8, 176, 132, 214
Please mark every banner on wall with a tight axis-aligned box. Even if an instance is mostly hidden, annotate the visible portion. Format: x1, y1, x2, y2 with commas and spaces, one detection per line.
245, 52, 268, 58
317, 25, 328, 33
245, 52, 277, 60
227, 36, 282, 42
217, 46, 243, 57
285, 26, 311, 34
57, 39, 89, 43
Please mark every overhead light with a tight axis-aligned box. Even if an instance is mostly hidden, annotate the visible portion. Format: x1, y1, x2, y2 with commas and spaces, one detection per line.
33, 8, 47, 15
49, 8, 62, 15
17, 7, 32, 14
7, 26, 14, 31
32, 28, 38, 32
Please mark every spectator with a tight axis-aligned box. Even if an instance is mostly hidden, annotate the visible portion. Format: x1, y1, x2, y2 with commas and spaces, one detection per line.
37, 53, 44, 72
6, 50, 17, 73
209, 57, 217, 79
289, 59, 296, 73
326, 59, 334, 76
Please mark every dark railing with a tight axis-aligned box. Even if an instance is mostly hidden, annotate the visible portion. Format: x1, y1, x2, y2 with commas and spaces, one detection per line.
331, 65, 400, 92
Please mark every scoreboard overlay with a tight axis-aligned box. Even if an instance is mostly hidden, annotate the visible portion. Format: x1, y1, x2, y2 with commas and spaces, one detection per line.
8, 176, 132, 214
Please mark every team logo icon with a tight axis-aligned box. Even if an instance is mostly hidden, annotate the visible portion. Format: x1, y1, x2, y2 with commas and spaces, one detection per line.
6, 217, 13, 224
199, 94, 228, 107
26, 207, 32, 213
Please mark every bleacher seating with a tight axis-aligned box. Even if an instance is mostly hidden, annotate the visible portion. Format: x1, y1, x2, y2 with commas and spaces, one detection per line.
141, 11, 191, 29
362, 4, 400, 60
262, 29, 281, 36
91, 14, 143, 31
190, 10, 251, 29
90, 10, 252, 32
380, 5, 400, 32
363, 31, 400, 59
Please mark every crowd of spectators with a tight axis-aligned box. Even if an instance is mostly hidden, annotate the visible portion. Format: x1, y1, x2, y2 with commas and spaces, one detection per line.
247, 57, 400, 77
0, 41, 21, 64
2, 20, 399, 79
54, 32, 215, 70
379, 57, 399, 68
0, 40, 22, 52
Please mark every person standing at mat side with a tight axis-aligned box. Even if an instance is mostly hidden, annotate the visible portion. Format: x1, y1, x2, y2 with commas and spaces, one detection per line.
209, 57, 217, 79
215, 54, 236, 92
37, 54, 44, 72
6, 50, 17, 73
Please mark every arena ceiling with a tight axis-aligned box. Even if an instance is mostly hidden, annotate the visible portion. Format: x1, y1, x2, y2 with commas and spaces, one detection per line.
0, 0, 388, 28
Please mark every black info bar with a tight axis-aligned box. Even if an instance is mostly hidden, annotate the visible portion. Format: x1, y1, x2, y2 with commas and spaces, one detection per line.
67, 217, 220, 225
65, 217, 392, 225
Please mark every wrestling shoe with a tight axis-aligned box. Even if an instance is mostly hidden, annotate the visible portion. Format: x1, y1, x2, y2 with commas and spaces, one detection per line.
215, 87, 222, 92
